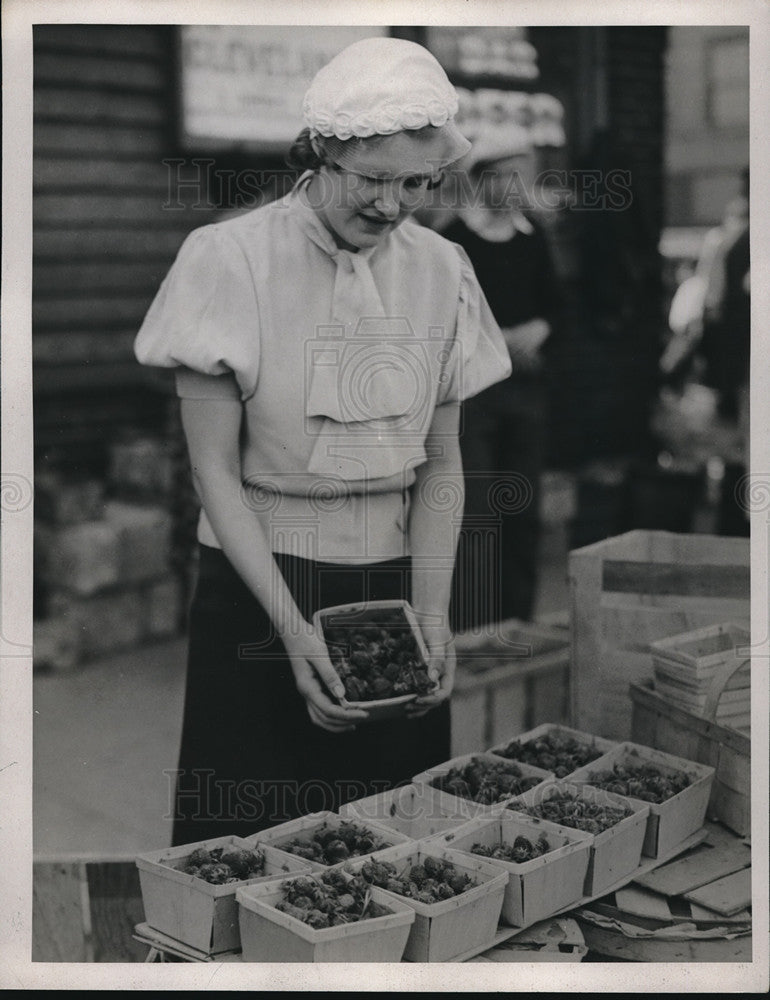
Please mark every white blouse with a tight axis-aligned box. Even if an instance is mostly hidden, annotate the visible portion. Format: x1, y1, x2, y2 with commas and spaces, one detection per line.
135, 178, 512, 562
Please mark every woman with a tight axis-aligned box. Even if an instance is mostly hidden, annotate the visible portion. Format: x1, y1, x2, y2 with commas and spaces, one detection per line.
134, 37, 511, 845
443, 130, 560, 628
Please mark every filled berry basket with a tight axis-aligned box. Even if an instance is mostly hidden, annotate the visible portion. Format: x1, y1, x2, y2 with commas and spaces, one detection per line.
564, 741, 715, 858
312, 600, 437, 720
243, 811, 412, 871
344, 842, 508, 961
135, 835, 313, 955
489, 724, 619, 779
433, 811, 593, 928
411, 752, 553, 820
506, 781, 650, 897
236, 868, 416, 962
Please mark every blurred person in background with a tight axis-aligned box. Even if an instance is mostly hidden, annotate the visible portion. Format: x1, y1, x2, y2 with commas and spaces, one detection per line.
703, 169, 750, 535
660, 168, 750, 536
700, 169, 750, 424
443, 129, 562, 630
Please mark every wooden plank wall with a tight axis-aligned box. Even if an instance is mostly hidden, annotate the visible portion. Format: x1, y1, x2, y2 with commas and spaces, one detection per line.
33, 25, 214, 470
32, 861, 148, 962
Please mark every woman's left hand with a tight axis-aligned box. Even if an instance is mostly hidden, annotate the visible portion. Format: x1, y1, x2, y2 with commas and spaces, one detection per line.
405, 617, 456, 718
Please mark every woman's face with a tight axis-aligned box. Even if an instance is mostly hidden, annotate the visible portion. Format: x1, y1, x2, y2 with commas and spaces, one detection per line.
477, 151, 538, 212
309, 133, 441, 251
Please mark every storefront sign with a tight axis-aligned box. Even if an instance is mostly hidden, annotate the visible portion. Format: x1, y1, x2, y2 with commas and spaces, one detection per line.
178, 25, 386, 151
426, 26, 539, 81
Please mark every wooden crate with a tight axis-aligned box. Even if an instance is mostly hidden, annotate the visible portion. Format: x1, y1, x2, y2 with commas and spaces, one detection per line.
488, 723, 619, 779
134, 836, 311, 955
566, 742, 715, 859
568, 530, 750, 740
630, 676, 751, 837
338, 783, 469, 841
433, 812, 592, 927
649, 622, 751, 729
236, 877, 415, 963
243, 811, 411, 870
451, 619, 571, 757
508, 781, 650, 897
346, 842, 508, 962
411, 753, 553, 821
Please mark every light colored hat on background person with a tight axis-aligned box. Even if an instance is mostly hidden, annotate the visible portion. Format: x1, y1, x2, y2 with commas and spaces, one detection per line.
460, 124, 534, 173
302, 36, 472, 172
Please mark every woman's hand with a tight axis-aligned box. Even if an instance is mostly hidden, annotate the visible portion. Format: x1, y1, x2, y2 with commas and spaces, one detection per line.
406, 614, 456, 718
282, 625, 370, 733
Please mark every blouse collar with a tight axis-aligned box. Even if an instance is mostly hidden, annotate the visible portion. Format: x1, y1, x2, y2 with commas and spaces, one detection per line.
287, 170, 378, 263
460, 207, 534, 243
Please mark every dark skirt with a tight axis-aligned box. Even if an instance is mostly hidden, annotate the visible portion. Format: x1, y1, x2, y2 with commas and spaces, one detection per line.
171, 544, 451, 846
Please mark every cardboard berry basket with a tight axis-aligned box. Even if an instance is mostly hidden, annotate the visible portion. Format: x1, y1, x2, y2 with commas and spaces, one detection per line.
432, 811, 593, 928
338, 783, 470, 842
565, 741, 715, 859
411, 752, 553, 821
488, 723, 619, 779
345, 842, 508, 962
135, 835, 312, 955
242, 811, 411, 871
506, 781, 649, 898
312, 599, 437, 721
236, 872, 415, 963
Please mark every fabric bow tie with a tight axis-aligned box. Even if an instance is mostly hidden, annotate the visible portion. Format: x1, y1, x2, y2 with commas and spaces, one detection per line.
290, 179, 431, 482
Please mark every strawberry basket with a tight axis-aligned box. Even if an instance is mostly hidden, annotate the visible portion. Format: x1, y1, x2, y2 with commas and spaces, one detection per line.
135, 834, 311, 955
434, 811, 593, 927
488, 723, 619, 779
236, 867, 415, 962
338, 783, 469, 842
411, 752, 552, 820
507, 781, 649, 897
565, 741, 714, 858
345, 842, 508, 962
243, 811, 411, 871
312, 599, 437, 721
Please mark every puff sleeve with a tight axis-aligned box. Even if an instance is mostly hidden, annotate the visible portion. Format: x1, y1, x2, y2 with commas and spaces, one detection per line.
134, 225, 260, 402
437, 244, 513, 405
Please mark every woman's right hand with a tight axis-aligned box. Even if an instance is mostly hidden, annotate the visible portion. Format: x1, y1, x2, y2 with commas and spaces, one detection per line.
282, 625, 370, 733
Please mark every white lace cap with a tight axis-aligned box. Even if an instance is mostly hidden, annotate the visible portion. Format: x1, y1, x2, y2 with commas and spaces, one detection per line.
302, 36, 469, 160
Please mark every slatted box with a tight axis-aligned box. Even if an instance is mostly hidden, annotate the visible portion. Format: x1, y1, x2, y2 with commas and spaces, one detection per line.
568, 530, 750, 740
